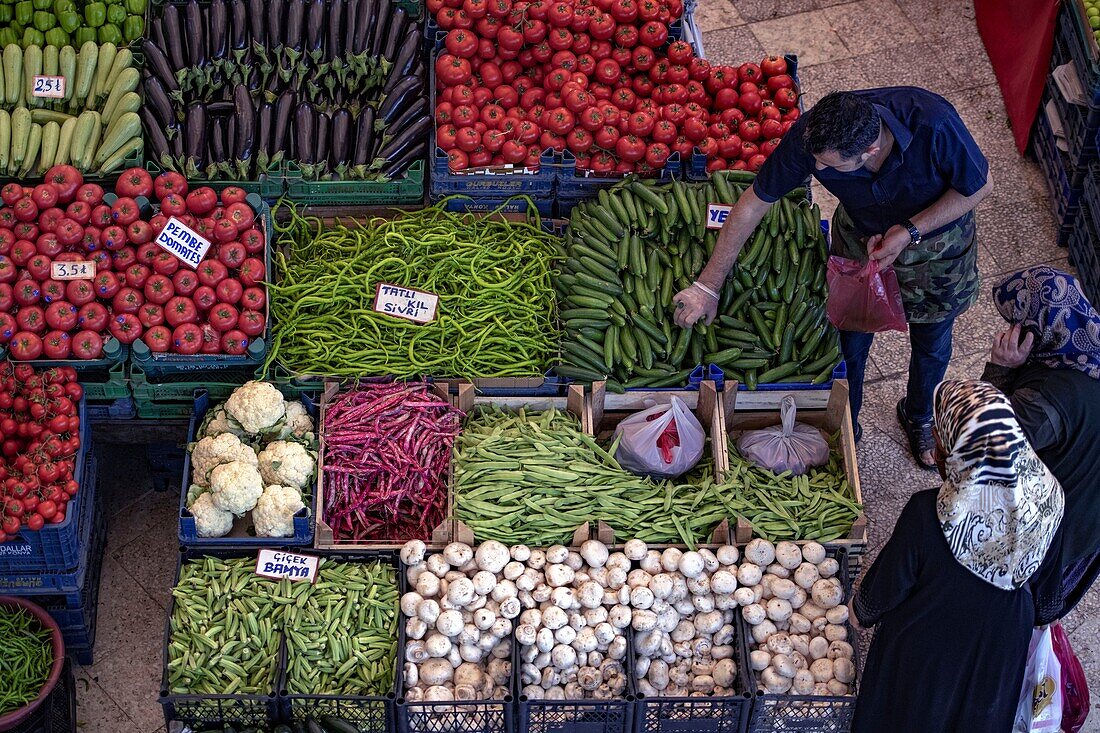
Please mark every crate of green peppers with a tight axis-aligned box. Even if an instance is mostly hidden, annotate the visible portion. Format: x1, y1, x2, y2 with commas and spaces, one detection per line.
3, 0, 145, 48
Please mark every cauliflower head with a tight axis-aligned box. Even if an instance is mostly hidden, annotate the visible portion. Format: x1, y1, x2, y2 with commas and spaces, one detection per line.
253, 485, 306, 537
190, 433, 258, 486
257, 441, 315, 490
276, 401, 316, 442
189, 492, 234, 538
198, 407, 247, 440
209, 460, 264, 516
225, 381, 286, 435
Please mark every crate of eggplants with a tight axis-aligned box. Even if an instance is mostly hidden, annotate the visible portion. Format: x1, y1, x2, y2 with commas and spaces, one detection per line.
140, 0, 428, 181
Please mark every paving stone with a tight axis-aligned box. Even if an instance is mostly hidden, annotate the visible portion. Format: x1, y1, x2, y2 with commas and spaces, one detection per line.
731, 0, 815, 23
749, 10, 853, 67
690, 0, 746, 33
73, 666, 144, 733
847, 42, 969, 96
700, 26, 765, 66
821, 0, 920, 56
796, 56, 871, 106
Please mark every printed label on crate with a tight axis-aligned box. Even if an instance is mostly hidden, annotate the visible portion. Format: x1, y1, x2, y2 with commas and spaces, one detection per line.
706, 202, 733, 230
51, 260, 96, 280
255, 549, 319, 583
373, 283, 439, 324
32, 75, 65, 98
155, 217, 212, 267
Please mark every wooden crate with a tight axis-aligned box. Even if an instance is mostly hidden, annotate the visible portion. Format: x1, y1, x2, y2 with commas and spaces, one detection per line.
716, 380, 868, 576
313, 379, 456, 551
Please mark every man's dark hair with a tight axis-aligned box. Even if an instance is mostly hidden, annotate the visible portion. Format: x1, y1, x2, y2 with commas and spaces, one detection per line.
803, 92, 881, 159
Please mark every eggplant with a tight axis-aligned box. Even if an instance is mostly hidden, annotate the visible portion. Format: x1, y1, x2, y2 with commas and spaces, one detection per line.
162, 5, 186, 71
211, 116, 228, 166
144, 76, 176, 128
228, 114, 236, 160
204, 101, 235, 114
382, 7, 406, 61
381, 142, 426, 178
151, 16, 166, 57
186, 0, 206, 68
388, 98, 428, 138
331, 109, 352, 166
272, 90, 296, 162
377, 75, 421, 129
140, 108, 172, 166
284, 0, 305, 51
314, 111, 330, 169
143, 40, 179, 92
230, 0, 249, 50
210, 0, 228, 61
369, 0, 391, 57
257, 101, 275, 169
375, 115, 430, 164
294, 103, 315, 164
327, 0, 345, 61
306, 0, 325, 59
353, 0, 375, 54
344, 0, 360, 56
234, 84, 255, 176
385, 27, 419, 90
170, 124, 184, 160
185, 103, 208, 170
249, 0, 267, 47
267, 0, 285, 47
353, 106, 374, 166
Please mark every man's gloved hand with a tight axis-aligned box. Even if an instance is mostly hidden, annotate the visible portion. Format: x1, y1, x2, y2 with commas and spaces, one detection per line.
672, 281, 720, 328
990, 323, 1034, 368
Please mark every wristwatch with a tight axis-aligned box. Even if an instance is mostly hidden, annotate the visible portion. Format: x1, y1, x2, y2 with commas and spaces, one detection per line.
902, 219, 922, 245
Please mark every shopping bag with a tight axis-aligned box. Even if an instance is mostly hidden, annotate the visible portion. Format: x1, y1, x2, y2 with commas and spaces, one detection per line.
612, 396, 705, 480
1051, 623, 1090, 733
825, 256, 908, 333
1014, 626, 1064, 732
736, 394, 829, 475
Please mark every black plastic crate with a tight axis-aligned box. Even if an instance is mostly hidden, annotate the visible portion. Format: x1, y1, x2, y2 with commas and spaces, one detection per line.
1071, 164, 1100, 304
11, 660, 77, 733
147, 441, 186, 493
1046, 76, 1100, 170
744, 549, 859, 733
1033, 98, 1084, 246
1057, 0, 1100, 107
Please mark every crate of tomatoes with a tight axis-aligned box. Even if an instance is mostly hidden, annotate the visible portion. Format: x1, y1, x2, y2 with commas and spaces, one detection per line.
0, 364, 91, 573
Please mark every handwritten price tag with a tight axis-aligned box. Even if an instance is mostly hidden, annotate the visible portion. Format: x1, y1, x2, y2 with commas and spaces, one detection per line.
255, 549, 319, 583
155, 216, 212, 267
705, 202, 733, 230
51, 260, 95, 280
32, 75, 65, 99
373, 283, 439, 324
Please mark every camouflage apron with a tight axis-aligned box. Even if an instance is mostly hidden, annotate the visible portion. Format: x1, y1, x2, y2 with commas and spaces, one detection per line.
831, 206, 980, 324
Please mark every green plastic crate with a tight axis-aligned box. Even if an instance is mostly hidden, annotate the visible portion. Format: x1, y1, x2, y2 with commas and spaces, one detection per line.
0, 343, 130, 400
133, 397, 199, 420
262, 365, 327, 400
144, 161, 286, 201
129, 364, 256, 403
282, 158, 425, 206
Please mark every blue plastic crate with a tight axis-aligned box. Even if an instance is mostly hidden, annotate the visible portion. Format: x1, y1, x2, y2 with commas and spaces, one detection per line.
435, 193, 555, 218
1034, 98, 1084, 245
732, 359, 846, 392
0, 449, 99, 596
1047, 76, 1100, 171
178, 389, 317, 548
128, 193, 274, 378
1056, 0, 1100, 108
0, 400, 92, 574
689, 54, 801, 181
554, 151, 683, 219
48, 494, 106, 666
87, 396, 137, 421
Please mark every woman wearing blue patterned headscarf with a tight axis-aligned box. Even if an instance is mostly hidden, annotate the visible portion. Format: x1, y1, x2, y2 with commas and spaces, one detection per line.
983, 265, 1100, 617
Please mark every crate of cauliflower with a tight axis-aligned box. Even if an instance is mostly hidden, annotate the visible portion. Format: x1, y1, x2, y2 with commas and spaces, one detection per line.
179, 380, 319, 547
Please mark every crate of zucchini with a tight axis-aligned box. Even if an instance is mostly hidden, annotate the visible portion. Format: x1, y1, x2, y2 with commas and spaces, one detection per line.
160, 550, 399, 730
556, 170, 840, 390
142, 0, 427, 201
0, 40, 142, 179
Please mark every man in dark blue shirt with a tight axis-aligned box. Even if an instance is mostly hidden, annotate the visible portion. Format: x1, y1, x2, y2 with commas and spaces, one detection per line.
672, 89, 993, 468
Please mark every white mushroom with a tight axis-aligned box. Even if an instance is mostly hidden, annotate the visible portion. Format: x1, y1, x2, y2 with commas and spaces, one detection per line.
580, 540, 610, 568
817, 558, 840, 578
716, 545, 739, 565
811, 579, 844, 609
678, 551, 705, 578
442, 542, 473, 568
401, 540, 427, 566
745, 538, 776, 567
750, 650, 771, 672
742, 604, 767, 625
834, 658, 856, 684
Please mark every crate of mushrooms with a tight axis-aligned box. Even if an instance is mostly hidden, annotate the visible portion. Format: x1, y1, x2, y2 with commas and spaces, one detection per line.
624, 540, 754, 733
737, 539, 859, 732
397, 540, 516, 733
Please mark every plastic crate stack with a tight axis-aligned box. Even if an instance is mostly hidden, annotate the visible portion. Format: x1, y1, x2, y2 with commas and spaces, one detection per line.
1039, 1, 1100, 244
1069, 162, 1100, 303
0, 400, 103, 667
9, 660, 78, 733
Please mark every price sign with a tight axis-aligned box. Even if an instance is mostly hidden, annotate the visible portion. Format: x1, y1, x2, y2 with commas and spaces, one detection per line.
51, 260, 96, 280
32, 75, 66, 99
705, 202, 733, 230
373, 283, 439, 324
255, 549, 319, 583
154, 216, 212, 267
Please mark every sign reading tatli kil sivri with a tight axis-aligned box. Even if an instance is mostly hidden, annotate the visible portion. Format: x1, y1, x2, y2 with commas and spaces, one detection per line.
373, 282, 439, 324
155, 217, 212, 267
255, 549, 319, 583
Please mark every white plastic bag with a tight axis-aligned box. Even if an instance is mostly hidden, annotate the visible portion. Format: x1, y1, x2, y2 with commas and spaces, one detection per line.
736, 395, 829, 475
1014, 626, 1063, 732
612, 396, 705, 480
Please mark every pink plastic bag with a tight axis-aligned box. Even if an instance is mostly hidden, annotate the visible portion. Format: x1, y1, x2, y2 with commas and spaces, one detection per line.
825, 256, 908, 333
1051, 623, 1090, 733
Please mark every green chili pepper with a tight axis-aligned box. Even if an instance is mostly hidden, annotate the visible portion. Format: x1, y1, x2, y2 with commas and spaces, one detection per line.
0, 606, 54, 716
95, 21, 119, 42
82, 1, 103, 25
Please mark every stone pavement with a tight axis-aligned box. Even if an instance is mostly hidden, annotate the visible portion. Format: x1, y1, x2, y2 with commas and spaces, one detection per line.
73, 0, 1100, 730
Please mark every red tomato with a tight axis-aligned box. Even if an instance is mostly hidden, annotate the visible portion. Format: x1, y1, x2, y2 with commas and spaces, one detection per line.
172, 269, 199, 297
216, 278, 244, 305
739, 92, 762, 116
143, 274, 174, 305
445, 28, 479, 58
42, 330, 71, 359
77, 302, 108, 331
761, 118, 784, 139
221, 330, 249, 356
436, 54, 474, 85
138, 304, 164, 328
165, 296, 199, 326
208, 303, 239, 331
8, 332, 42, 360
44, 301, 77, 331
455, 127, 481, 152
739, 120, 761, 142
241, 287, 265, 311
192, 286, 217, 311
767, 74, 794, 92
645, 142, 671, 168
31, 184, 59, 210
738, 62, 762, 83
760, 55, 787, 77
773, 87, 799, 110
142, 325, 171, 352
667, 40, 693, 65
153, 172, 187, 200
197, 260, 228, 288
615, 134, 646, 162
682, 117, 707, 142
64, 279, 94, 307
172, 323, 203, 354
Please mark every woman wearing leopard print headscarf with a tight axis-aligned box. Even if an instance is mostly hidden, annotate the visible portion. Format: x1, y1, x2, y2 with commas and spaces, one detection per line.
851, 379, 1064, 733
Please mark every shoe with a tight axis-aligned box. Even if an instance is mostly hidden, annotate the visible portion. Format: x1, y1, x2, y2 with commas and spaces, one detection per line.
853, 422, 863, 443
896, 399, 937, 471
